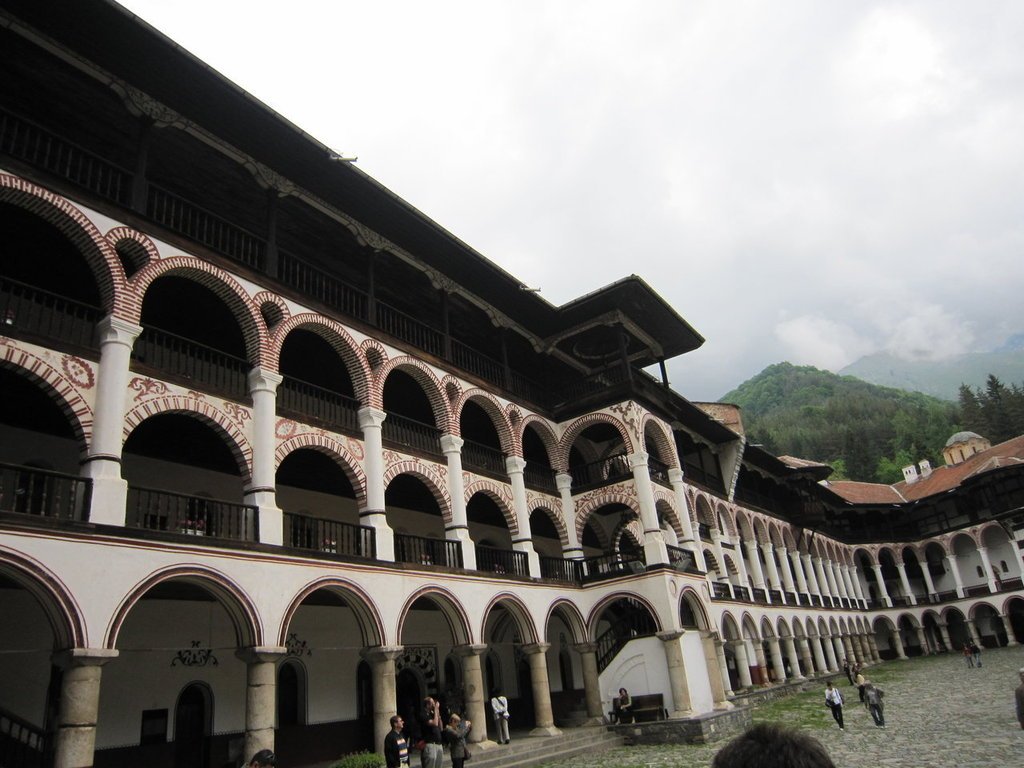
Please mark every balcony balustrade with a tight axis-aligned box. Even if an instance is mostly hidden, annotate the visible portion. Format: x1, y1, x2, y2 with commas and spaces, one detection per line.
522, 463, 557, 493
376, 302, 444, 359
539, 555, 584, 584
461, 440, 506, 477
0, 704, 46, 768
0, 276, 101, 351
568, 453, 631, 491
710, 581, 730, 599
475, 545, 529, 577
132, 326, 250, 400
278, 376, 360, 434
697, 523, 712, 540
667, 545, 701, 574
647, 456, 671, 487
127, 486, 258, 542
284, 512, 375, 559
277, 250, 369, 321
581, 552, 645, 583
382, 413, 442, 458
394, 532, 463, 569
0, 462, 91, 521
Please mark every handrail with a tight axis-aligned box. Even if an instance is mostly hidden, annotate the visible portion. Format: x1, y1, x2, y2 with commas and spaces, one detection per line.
382, 412, 442, 457
394, 532, 463, 568
595, 600, 658, 672
278, 376, 360, 434
581, 551, 646, 583
568, 452, 632, 490
0, 275, 102, 350
127, 486, 259, 542
0, 462, 91, 521
460, 439, 506, 476
475, 545, 529, 577
283, 512, 375, 559
133, 325, 250, 400
539, 555, 583, 583
0, 704, 45, 768
522, 463, 557, 493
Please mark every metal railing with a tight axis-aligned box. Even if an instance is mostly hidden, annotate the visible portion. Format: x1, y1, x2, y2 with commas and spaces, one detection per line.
382, 412, 442, 457
0, 462, 91, 521
132, 325, 250, 400
475, 545, 529, 577
394, 532, 463, 568
284, 512, 375, 559
523, 463, 557, 493
710, 581, 730, 599
648, 456, 671, 487
539, 555, 584, 583
147, 184, 265, 270
461, 439, 506, 476
277, 376, 360, 434
595, 601, 659, 672
0, 705, 45, 768
127, 486, 258, 542
667, 545, 701, 574
581, 552, 646, 583
568, 453, 631, 490
0, 276, 101, 350
0, 106, 131, 204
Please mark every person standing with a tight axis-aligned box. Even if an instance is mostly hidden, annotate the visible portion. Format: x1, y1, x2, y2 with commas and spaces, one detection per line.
1015, 667, 1024, 730
248, 750, 276, 768
962, 644, 974, 668
825, 680, 845, 731
842, 658, 853, 686
418, 697, 444, 768
490, 689, 511, 744
970, 641, 982, 667
863, 683, 885, 728
444, 714, 472, 768
854, 669, 867, 704
384, 715, 411, 768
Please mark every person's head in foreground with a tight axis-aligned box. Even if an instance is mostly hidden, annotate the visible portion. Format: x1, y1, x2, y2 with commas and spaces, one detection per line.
249, 749, 276, 768
712, 723, 835, 768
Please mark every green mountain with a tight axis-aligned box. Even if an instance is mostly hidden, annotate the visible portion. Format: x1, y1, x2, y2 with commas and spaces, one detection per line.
720, 362, 960, 483
838, 346, 1024, 401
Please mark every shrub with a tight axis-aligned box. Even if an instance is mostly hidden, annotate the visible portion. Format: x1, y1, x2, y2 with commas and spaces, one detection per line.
329, 751, 386, 768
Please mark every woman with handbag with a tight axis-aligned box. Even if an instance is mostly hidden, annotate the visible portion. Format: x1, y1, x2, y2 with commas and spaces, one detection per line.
445, 714, 472, 768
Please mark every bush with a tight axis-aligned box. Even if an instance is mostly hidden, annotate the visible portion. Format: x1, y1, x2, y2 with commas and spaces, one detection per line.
329, 751, 386, 768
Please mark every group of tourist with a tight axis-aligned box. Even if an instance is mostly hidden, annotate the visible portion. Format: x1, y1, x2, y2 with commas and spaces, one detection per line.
963, 641, 983, 667
828, 657, 887, 731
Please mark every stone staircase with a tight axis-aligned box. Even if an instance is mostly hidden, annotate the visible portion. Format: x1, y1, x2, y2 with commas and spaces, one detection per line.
454, 726, 623, 768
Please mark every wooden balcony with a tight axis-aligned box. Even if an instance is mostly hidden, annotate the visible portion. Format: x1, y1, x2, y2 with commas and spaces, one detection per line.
394, 532, 462, 568
284, 512, 375, 560
0, 462, 91, 521
0, 276, 101, 352
126, 486, 259, 543
475, 545, 529, 577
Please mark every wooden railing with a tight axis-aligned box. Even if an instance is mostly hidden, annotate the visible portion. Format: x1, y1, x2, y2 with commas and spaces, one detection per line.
132, 325, 250, 400
0, 276, 101, 351
284, 513, 375, 559
376, 303, 444, 358
0, 706, 45, 768
475, 545, 529, 577
382, 413, 441, 457
461, 440, 506, 476
394, 532, 462, 568
568, 453, 631, 490
277, 250, 369, 321
581, 552, 646, 583
595, 601, 658, 672
277, 376, 360, 434
0, 462, 91, 521
523, 463, 557, 493
127, 486, 258, 542
539, 555, 584, 583
667, 545, 701, 574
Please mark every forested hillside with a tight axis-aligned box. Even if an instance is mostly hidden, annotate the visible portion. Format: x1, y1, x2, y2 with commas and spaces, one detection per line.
720, 363, 960, 483
958, 375, 1024, 443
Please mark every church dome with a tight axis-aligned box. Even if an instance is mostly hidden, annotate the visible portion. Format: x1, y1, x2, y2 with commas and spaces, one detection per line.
945, 431, 984, 447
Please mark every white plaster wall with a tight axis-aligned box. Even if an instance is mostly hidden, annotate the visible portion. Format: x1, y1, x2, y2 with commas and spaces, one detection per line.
598, 637, 669, 714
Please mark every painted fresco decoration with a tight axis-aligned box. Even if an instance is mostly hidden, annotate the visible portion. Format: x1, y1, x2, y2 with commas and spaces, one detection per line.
171, 640, 219, 667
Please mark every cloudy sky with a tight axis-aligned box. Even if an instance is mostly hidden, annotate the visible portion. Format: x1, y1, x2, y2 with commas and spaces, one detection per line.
118, 0, 1024, 400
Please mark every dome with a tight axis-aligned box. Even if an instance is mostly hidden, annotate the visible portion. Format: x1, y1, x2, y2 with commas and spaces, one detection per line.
945, 431, 984, 447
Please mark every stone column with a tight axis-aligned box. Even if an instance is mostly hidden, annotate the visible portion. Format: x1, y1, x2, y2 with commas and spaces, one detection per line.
965, 620, 982, 648
629, 451, 669, 566
889, 628, 907, 660
812, 557, 833, 606
752, 641, 769, 685
866, 633, 882, 663
668, 469, 706, 572
809, 636, 827, 673
761, 543, 785, 603
237, 646, 287, 763
766, 637, 786, 682
555, 473, 583, 559
522, 643, 560, 735
849, 565, 870, 608
506, 456, 540, 577
82, 317, 142, 526
745, 540, 768, 596
870, 564, 893, 607
839, 566, 858, 607
919, 560, 939, 601
712, 530, 733, 596
999, 615, 1019, 647
831, 562, 851, 606
246, 368, 284, 544
789, 550, 811, 600
572, 642, 605, 724
842, 634, 858, 666
713, 636, 736, 699
915, 625, 931, 654
831, 636, 846, 669
781, 636, 804, 680
850, 634, 866, 665
362, 646, 404, 752
701, 632, 732, 709
977, 546, 998, 593
440, 435, 476, 569
895, 561, 917, 605
454, 644, 490, 743
937, 621, 954, 652
945, 553, 966, 598
358, 407, 395, 560
657, 631, 692, 716
796, 636, 815, 676
802, 554, 824, 603
777, 546, 798, 598
731, 640, 753, 689
51, 648, 118, 768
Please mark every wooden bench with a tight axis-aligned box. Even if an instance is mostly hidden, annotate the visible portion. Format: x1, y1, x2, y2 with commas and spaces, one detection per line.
617, 693, 666, 723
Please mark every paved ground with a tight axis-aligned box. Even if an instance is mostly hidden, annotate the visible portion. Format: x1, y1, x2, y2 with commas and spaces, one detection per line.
540, 646, 1024, 768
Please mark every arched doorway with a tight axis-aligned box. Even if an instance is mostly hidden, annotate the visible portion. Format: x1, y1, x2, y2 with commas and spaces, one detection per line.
174, 683, 211, 768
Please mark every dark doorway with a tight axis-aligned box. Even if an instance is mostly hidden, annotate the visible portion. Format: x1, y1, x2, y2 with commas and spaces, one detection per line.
174, 684, 210, 768
396, 669, 422, 741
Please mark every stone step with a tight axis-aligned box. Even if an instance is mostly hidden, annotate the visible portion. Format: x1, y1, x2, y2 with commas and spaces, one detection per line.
458, 727, 624, 768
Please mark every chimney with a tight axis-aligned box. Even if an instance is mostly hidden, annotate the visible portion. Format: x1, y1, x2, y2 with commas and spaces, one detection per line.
918, 459, 932, 478
902, 464, 919, 484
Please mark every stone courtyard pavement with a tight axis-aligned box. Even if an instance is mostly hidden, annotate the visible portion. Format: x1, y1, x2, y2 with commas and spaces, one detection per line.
541, 646, 1024, 768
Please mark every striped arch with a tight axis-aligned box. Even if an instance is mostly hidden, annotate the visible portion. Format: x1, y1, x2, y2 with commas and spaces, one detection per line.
105, 564, 262, 649
678, 587, 712, 631
376, 356, 452, 432
455, 389, 515, 455
586, 591, 665, 638
465, 479, 517, 534
382, 461, 452, 523
127, 256, 269, 366
0, 173, 124, 311
481, 592, 540, 645
253, 291, 290, 331
556, 412, 635, 469
715, 502, 738, 538
529, 503, 570, 548
276, 433, 368, 507
735, 509, 753, 539
0, 546, 87, 648
280, 576, 385, 647
123, 394, 254, 481
544, 598, 588, 644
573, 490, 641, 544
397, 585, 472, 646
0, 343, 94, 454
654, 494, 683, 540
612, 515, 644, 553
269, 313, 373, 402
640, 413, 679, 468
517, 414, 560, 470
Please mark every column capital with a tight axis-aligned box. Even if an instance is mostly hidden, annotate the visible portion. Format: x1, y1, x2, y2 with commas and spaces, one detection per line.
572, 641, 598, 654
52, 647, 119, 669
628, 450, 649, 468
555, 472, 573, 492
360, 645, 405, 663
236, 646, 288, 665
97, 314, 143, 344
440, 433, 464, 453
656, 630, 684, 642
505, 455, 527, 474
667, 467, 684, 484
247, 366, 283, 393
452, 643, 488, 659
358, 406, 388, 429
520, 642, 550, 656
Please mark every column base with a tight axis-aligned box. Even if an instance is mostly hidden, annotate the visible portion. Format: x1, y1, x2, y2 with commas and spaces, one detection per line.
529, 725, 562, 737
713, 700, 735, 710
82, 469, 128, 527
